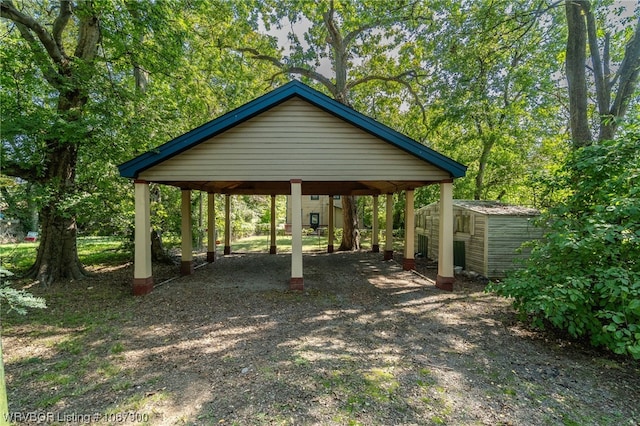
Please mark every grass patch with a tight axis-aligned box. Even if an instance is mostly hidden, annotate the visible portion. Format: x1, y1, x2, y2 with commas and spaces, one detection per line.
0, 236, 129, 274
105, 390, 168, 414
55, 338, 84, 355
110, 342, 125, 354
363, 368, 399, 402
39, 371, 74, 386
227, 233, 404, 253
229, 234, 331, 253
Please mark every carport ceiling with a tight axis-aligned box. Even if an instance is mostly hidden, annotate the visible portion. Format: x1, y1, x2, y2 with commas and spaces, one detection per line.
153, 180, 439, 195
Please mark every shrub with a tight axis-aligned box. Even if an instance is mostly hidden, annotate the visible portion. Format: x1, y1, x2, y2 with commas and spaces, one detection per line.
488, 132, 640, 359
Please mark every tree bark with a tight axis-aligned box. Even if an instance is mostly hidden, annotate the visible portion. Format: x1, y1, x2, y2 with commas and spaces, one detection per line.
151, 229, 174, 264
337, 195, 358, 251
600, 16, 640, 141
565, 0, 593, 148
474, 138, 495, 200
25, 142, 88, 285
565, 1, 640, 145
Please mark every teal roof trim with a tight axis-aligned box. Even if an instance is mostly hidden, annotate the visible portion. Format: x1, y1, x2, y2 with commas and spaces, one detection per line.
118, 80, 466, 179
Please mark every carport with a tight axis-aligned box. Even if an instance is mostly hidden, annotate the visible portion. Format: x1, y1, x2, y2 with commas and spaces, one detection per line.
118, 81, 466, 295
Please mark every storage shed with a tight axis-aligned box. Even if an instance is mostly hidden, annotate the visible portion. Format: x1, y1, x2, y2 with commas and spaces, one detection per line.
415, 200, 543, 279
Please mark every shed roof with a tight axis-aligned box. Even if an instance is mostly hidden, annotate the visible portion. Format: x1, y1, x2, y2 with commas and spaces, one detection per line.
421, 200, 540, 216
118, 81, 466, 195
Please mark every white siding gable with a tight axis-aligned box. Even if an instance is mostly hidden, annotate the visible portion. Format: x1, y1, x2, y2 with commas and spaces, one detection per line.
139, 97, 450, 182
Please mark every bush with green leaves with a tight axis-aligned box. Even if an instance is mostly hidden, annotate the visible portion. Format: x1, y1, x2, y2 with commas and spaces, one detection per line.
488, 131, 640, 359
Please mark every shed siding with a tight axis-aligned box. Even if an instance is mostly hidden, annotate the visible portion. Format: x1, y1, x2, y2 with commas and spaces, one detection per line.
486, 215, 542, 278
416, 204, 488, 275
416, 200, 542, 279
139, 97, 450, 182
415, 203, 439, 260
462, 213, 487, 276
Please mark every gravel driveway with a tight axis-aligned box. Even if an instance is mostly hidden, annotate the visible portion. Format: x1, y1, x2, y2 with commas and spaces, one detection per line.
4, 250, 640, 425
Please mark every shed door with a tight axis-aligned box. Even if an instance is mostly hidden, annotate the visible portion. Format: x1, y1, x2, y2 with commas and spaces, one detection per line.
453, 241, 466, 269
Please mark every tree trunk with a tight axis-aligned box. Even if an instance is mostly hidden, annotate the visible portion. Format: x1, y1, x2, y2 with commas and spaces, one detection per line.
565, 0, 593, 148
474, 134, 496, 200
151, 229, 174, 264
338, 195, 358, 251
25, 143, 88, 285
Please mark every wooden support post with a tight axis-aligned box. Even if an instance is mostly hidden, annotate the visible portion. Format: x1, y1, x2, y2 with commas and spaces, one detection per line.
384, 193, 394, 260
403, 189, 415, 270
207, 192, 216, 262
270, 195, 277, 254
437, 181, 455, 291
290, 180, 304, 290
224, 194, 231, 255
328, 196, 334, 253
372, 195, 379, 252
133, 180, 153, 295
181, 189, 194, 275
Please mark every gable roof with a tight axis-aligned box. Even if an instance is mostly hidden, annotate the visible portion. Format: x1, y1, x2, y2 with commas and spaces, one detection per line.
118, 80, 466, 179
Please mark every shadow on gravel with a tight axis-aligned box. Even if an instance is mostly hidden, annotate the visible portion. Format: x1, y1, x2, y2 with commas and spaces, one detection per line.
4, 251, 639, 425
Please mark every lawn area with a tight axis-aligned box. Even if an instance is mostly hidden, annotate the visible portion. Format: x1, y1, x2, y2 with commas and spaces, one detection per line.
230, 234, 333, 253
0, 236, 130, 275
0, 233, 403, 275
227, 233, 405, 253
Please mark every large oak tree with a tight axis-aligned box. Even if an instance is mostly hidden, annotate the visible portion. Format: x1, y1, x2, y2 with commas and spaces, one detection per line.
1, 0, 103, 284
233, 0, 430, 250
0, 1, 274, 284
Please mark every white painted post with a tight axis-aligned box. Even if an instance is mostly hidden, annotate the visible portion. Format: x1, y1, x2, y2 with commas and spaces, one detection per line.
372, 195, 379, 252
328, 196, 334, 253
384, 193, 394, 260
270, 195, 277, 254
290, 180, 304, 289
224, 194, 231, 255
207, 192, 216, 262
437, 181, 455, 290
181, 189, 194, 275
403, 189, 415, 270
133, 180, 153, 295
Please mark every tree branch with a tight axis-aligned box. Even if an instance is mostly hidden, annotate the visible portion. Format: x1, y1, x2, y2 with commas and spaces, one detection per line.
233, 46, 338, 95
6, 15, 62, 87
52, 0, 72, 56
348, 71, 427, 122
73, 4, 100, 61
584, 1, 609, 115
603, 32, 611, 87
285, 66, 338, 94
0, 0, 68, 66
343, 22, 378, 47
323, 0, 343, 47
0, 161, 42, 183
234, 46, 285, 68
609, 17, 640, 120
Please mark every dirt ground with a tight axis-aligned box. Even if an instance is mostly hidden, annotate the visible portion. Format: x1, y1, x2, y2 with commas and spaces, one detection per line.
3, 250, 640, 425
